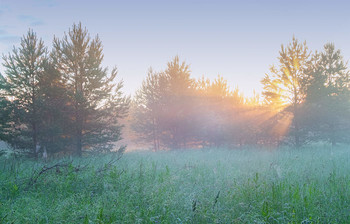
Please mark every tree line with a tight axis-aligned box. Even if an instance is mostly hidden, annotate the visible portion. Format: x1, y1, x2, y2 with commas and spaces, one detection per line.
0, 24, 349, 156
131, 38, 350, 150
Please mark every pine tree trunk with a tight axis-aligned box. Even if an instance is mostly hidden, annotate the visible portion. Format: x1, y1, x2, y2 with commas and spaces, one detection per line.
294, 103, 300, 148
75, 71, 83, 156
33, 122, 38, 158
32, 88, 38, 158
75, 100, 83, 156
293, 87, 301, 149
152, 117, 157, 151
76, 132, 82, 156
76, 115, 83, 156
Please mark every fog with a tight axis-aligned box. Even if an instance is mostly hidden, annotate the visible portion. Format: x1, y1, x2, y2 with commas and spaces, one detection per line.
0, 2, 350, 222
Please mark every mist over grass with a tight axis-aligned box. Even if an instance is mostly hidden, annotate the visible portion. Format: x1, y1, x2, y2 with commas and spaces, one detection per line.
1, 146, 349, 223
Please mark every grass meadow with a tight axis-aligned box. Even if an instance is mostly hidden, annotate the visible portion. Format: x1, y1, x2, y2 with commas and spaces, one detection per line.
0, 146, 349, 223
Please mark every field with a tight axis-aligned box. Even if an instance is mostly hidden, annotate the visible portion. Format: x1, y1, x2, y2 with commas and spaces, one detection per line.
0, 146, 349, 223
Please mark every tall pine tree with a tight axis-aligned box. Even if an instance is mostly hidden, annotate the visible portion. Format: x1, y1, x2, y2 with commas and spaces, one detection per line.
1, 30, 47, 157
162, 56, 195, 149
261, 37, 310, 147
52, 23, 129, 155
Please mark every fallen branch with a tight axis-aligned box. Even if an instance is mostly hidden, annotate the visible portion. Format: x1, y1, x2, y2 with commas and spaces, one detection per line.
25, 161, 89, 189
23, 152, 123, 190
96, 152, 123, 174
26, 162, 70, 189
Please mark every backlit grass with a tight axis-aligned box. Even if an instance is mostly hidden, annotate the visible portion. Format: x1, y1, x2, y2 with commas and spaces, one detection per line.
0, 146, 349, 223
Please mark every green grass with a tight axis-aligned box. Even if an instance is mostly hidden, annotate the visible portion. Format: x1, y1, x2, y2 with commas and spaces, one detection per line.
0, 146, 350, 223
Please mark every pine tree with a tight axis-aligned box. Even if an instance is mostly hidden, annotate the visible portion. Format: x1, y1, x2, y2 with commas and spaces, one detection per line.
303, 43, 350, 145
194, 75, 234, 147
261, 37, 310, 147
52, 23, 129, 155
162, 56, 195, 149
132, 57, 195, 150
36, 59, 71, 154
1, 30, 47, 157
132, 68, 167, 151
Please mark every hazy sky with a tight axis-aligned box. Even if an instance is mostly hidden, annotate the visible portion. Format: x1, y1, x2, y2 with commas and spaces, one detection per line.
1, 0, 350, 97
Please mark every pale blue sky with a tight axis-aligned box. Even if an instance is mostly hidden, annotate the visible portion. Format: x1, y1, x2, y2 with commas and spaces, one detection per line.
1, 0, 350, 97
